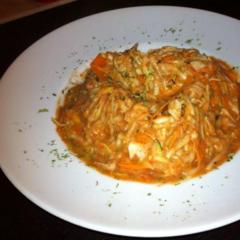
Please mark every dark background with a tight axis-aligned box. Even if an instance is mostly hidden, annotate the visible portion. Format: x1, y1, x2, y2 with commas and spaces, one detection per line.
1, 0, 240, 239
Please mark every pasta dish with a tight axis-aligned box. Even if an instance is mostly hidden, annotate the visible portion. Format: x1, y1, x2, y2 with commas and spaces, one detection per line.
55, 45, 240, 183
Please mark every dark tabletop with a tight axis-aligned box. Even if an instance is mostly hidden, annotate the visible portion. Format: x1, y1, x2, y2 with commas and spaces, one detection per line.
1, 0, 240, 239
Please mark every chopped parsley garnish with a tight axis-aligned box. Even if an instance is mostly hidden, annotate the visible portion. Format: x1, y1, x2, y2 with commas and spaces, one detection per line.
185, 39, 193, 44
49, 148, 70, 161
38, 108, 49, 113
132, 92, 146, 102
120, 96, 126, 101
47, 140, 56, 146
107, 76, 113, 83
164, 27, 176, 34
232, 66, 240, 70
227, 153, 234, 161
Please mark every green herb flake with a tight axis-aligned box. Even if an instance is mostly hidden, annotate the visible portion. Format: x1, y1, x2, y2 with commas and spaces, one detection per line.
107, 76, 113, 84
48, 140, 56, 146
147, 192, 152, 196
108, 203, 112, 207
227, 153, 234, 161
61, 153, 70, 159
120, 96, 126, 101
112, 191, 121, 195
216, 47, 222, 51
132, 92, 146, 102
185, 39, 193, 44
169, 27, 176, 33
52, 93, 57, 97
232, 66, 240, 70
164, 27, 176, 34
38, 108, 49, 113
49, 148, 69, 161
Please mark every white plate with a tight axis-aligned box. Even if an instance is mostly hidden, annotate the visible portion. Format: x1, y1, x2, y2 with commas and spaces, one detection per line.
0, 6, 240, 237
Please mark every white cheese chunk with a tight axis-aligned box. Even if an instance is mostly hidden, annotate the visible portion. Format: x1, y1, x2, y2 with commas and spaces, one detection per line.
128, 142, 145, 160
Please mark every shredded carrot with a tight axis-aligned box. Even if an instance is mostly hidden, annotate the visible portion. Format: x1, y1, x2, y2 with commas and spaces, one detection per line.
165, 126, 182, 149
134, 132, 152, 144
195, 139, 205, 163
90, 54, 108, 80
118, 160, 148, 170
199, 63, 217, 76
138, 75, 146, 84
161, 55, 175, 63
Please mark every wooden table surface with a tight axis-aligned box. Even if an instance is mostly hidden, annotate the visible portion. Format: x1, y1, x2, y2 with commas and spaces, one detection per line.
1, 0, 240, 239
0, 0, 75, 24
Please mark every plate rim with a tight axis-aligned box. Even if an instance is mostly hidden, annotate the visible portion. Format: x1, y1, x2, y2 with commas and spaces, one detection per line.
0, 5, 240, 237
